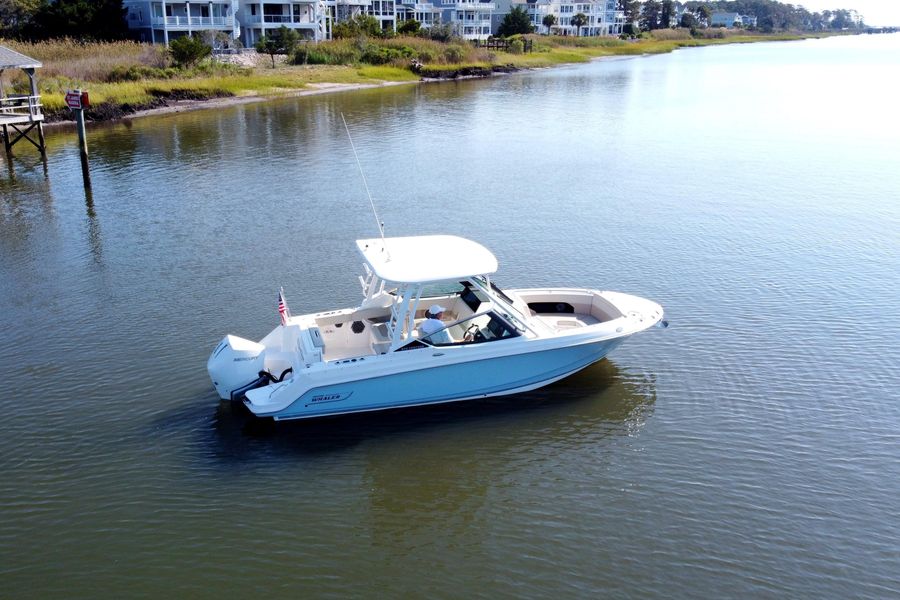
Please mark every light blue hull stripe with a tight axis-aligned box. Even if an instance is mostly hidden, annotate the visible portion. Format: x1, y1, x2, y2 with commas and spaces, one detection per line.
264, 339, 623, 420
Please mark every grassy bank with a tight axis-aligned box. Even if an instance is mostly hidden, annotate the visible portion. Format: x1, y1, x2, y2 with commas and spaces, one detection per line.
0, 30, 833, 122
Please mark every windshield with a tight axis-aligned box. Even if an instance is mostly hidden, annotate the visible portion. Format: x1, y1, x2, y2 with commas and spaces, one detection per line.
420, 311, 519, 347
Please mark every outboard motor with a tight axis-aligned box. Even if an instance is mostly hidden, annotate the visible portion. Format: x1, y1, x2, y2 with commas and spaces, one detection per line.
207, 335, 266, 400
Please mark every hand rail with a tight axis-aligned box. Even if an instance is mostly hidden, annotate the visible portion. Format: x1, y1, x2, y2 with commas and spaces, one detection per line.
0, 95, 43, 118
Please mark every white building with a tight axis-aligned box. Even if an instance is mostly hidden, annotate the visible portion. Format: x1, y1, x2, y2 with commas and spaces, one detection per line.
396, 0, 442, 28
125, 0, 491, 44
440, 0, 494, 40
125, 0, 241, 44
709, 11, 739, 28
239, 1, 331, 45
514, 0, 623, 36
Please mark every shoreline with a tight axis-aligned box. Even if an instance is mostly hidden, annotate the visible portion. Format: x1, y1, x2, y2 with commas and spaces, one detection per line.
41, 32, 838, 128
43, 80, 419, 128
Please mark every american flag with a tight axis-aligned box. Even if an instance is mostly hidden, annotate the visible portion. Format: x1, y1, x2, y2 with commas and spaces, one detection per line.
278, 288, 291, 325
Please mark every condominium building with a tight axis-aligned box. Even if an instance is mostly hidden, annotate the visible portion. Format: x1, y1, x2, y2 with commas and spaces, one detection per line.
440, 0, 494, 40
125, 0, 499, 44
395, 0, 442, 28
513, 0, 624, 36
239, 1, 330, 45
125, 0, 241, 44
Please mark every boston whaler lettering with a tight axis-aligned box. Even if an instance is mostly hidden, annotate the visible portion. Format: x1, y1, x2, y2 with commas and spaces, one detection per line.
207, 234, 666, 420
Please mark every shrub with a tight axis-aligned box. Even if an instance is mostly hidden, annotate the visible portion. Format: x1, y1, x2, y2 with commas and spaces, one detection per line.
169, 35, 212, 67
105, 64, 177, 82
444, 44, 465, 63
423, 23, 455, 43
361, 44, 415, 65
397, 19, 421, 35
508, 39, 524, 54
415, 47, 437, 63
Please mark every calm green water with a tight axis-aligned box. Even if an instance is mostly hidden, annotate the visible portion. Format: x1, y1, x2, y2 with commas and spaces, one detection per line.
2, 34, 899, 598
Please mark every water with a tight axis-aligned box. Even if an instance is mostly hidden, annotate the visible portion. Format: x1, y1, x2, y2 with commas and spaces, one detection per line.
2, 34, 899, 598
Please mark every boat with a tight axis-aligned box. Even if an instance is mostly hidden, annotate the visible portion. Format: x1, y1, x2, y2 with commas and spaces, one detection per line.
207, 234, 665, 420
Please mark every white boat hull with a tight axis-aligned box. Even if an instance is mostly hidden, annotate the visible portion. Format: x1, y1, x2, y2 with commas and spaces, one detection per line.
246, 336, 626, 420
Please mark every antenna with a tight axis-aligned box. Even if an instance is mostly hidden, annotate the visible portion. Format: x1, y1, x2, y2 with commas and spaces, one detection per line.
341, 112, 388, 255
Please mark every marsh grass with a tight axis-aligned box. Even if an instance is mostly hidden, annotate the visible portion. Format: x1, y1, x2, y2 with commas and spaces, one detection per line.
649, 28, 694, 41
1, 38, 166, 80
37, 64, 417, 116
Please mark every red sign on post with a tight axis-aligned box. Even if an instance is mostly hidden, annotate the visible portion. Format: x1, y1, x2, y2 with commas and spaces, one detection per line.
66, 90, 83, 110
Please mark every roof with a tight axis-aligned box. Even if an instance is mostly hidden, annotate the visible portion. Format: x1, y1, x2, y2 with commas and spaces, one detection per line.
0, 45, 42, 70
356, 235, 498, 284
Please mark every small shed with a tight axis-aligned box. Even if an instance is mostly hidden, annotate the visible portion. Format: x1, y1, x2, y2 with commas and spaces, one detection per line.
0, 44, 46, 155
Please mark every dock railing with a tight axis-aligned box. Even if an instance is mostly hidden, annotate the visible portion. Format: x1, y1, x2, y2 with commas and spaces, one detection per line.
473, 38, 534, 52
0, 94, 43, 123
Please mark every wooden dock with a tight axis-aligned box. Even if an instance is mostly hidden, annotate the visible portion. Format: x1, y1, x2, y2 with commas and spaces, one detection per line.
0, 45, 46, 156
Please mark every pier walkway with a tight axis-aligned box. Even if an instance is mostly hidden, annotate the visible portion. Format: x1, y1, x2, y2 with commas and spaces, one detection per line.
0, 45, 45, 155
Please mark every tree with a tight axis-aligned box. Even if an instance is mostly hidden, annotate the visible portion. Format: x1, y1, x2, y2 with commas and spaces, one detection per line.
542, 13, 557, 35
26, 0, 127, 40
571, 12, 588, 36
498, 6, 534, 37
619, 0, 641, 26
255, 26, 300, 68
276, 25, 300, 55
640, 0, 662, 31
830, 9, 854, 29
331, 13, 382, 39
679, 12, 696, 29
695, 4, 712, 27
169, 34, 212, 67
0, 0, 39, 37
255, 36, 279, 68
661, 0, 674, 28
397, 19, 421, 35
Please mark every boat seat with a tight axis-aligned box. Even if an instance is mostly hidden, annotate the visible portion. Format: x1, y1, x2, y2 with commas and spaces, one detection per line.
371, 322, 392, 354
316, 306, 392, 327
536, 314, 600, 330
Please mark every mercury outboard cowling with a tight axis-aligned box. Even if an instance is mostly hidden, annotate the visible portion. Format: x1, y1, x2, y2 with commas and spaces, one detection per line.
207, 335, 266, 400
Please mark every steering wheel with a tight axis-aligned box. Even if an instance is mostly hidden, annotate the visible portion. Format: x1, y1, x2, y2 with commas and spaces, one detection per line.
463, 324, 480, 341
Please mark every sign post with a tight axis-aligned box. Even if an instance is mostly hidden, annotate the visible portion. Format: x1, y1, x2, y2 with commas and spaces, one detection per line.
66, 89, 91, 186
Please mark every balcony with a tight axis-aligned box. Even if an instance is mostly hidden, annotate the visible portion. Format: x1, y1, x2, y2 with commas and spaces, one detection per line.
457, 16, 491, 25
151, 15, 235, 27
242, 14, 319, 24
442, 0, 495, 9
